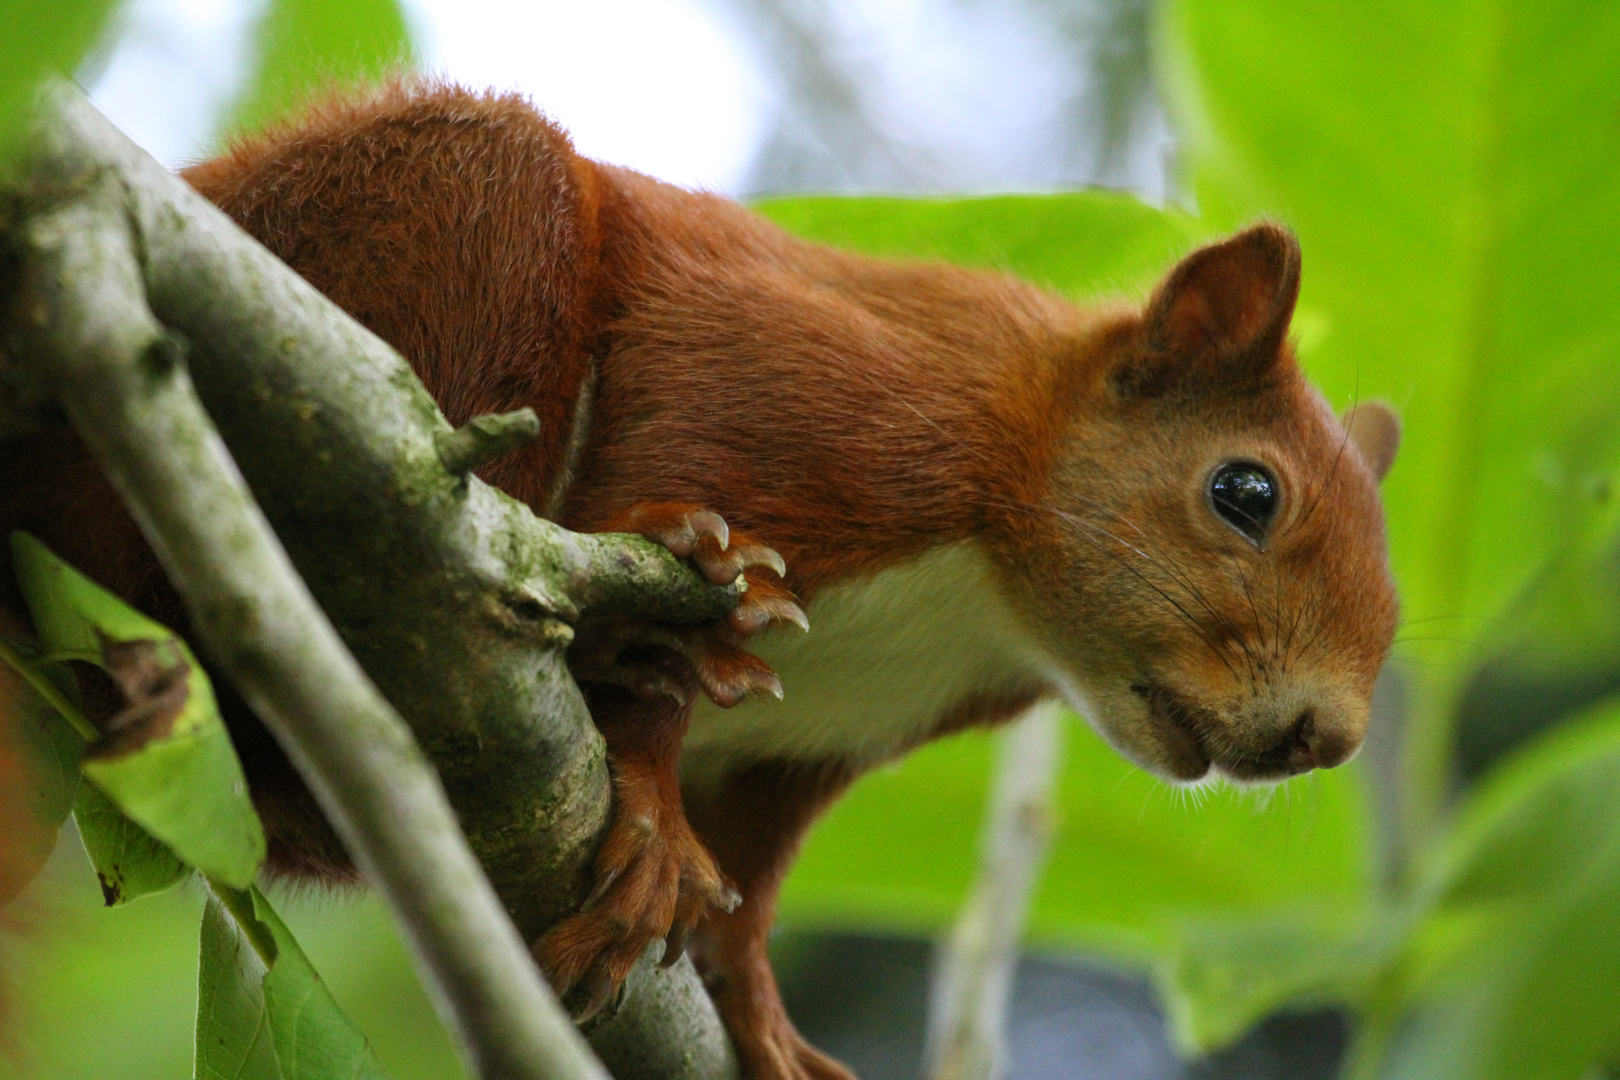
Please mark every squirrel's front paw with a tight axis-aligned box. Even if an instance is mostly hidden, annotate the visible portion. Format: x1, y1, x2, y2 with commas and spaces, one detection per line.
571, 502, 806, 707
535, 755, 736, 1022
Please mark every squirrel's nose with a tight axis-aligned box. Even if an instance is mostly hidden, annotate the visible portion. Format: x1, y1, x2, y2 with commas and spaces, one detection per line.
1283, 706, 1360, 772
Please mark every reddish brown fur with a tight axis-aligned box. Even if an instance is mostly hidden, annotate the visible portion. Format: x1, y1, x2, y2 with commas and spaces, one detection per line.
0, 612, 29, 907
566, 175, 1089, 596
0, 82, 1401, 1080
180, 83, 613, 512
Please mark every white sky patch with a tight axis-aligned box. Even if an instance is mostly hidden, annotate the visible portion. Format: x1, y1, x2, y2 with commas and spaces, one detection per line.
80, 0, 1152, 196
823, 0, 1081, 190
88, 0, 268, 168
85, 0, 772, 193
402, 0, 772, 193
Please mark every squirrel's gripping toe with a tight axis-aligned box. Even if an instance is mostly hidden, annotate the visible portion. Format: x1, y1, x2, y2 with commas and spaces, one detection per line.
613, 502, 790, 588
574, 502, 804, 710
729, 574, 809, 636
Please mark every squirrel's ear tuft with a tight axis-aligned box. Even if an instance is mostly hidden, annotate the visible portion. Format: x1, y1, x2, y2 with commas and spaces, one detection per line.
1117, 223, 1301, 397
1343, 400, 1401, 481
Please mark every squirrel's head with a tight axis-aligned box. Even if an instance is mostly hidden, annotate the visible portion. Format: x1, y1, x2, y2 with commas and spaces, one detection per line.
1006, 224, 1400, 784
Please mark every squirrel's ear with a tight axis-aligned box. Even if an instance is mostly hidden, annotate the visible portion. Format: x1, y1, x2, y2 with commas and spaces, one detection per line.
1343, 400, 1401, 481
1118, 223, 1301, 397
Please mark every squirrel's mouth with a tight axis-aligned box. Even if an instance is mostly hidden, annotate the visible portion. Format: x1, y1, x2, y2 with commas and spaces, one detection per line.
1132, 682, 1214, 782
1134, 681, 1316, 783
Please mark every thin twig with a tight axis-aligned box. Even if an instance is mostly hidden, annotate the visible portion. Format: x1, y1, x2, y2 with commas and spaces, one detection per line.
924, 702, 1066, 1080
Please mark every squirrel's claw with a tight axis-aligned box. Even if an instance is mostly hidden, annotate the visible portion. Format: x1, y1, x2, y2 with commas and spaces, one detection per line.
577, 501, 800, 710
729, 588, 809, 636
693, 642, 782, 706
692, 537, 788, 586
606, 501, 787, 588
659, 920, 691, 969
579, 865, 621, 913
662, 877, 740, 970
574, 965, 627, 1025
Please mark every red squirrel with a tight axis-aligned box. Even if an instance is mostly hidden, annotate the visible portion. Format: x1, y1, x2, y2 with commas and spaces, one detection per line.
1, 82, 1400, 1080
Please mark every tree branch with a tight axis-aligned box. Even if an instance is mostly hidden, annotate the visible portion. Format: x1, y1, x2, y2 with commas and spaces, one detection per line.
2, 79, 737, 1080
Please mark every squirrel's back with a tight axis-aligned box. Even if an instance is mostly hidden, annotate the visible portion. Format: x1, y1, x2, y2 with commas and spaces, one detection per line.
184, 82, 618, 513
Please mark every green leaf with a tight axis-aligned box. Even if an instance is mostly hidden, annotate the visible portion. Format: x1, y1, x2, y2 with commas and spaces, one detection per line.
13, 533, 265, 888
84, 718, 265, 890
224, 0, 415, 139
1360, 698, 1620, 1080
0, 0, 121, 163
198, 890, 285, 1080
755, 190, 1211, 302
0, 651, 83, 902
199, 884, 392, 1080
1450, 502, 1620, 781
74, 780, 190, 905
1155, 902, 1409, 1056
1162, 0, 1620, 819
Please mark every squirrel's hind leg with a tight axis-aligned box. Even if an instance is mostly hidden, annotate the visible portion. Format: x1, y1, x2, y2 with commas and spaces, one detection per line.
539, 503, 805, 1020
536, 679, 733, 1021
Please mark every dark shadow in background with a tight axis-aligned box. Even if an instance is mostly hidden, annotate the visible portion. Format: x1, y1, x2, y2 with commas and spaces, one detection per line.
773, 932, 1347, 1080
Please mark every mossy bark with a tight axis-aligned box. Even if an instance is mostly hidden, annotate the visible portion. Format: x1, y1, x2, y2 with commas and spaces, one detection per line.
0, 80, 737, 1080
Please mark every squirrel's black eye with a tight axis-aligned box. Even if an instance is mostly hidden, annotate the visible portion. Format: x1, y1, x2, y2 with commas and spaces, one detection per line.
1207, 462, 1278, 545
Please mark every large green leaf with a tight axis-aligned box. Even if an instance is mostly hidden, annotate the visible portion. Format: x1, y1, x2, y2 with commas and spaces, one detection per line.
755, 190, 1209, 302
199, 884, 392, 1080
13, 533, 264, 889
198, 888, 282, 1080
1166, 698, 1620, 1074
0, 841, 459, 1080
1155, 903, 1395, 1055
224, 0, 415, 139
1162, 0, 1620, 828
1451, 504, 1620, 781
762, 192, 1369, 945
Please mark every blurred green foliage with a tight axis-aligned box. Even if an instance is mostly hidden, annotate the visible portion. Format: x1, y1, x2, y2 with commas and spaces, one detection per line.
223, 0, 415, 140
0, 0, 120, 161
1163, 0, 1620, 846
5, 0, 1620, 1077
1152, 2, 1620, 1074
3, 540, 399, 1078
1379, 699, 1620, 1080
1, 835, 468, 1080
756, 191, 1205, 297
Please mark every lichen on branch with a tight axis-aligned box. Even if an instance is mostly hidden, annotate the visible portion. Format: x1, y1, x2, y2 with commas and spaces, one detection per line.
0, 79, 739, 1080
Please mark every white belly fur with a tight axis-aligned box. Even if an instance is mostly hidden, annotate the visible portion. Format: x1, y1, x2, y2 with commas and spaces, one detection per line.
680, 542, 1053, 785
